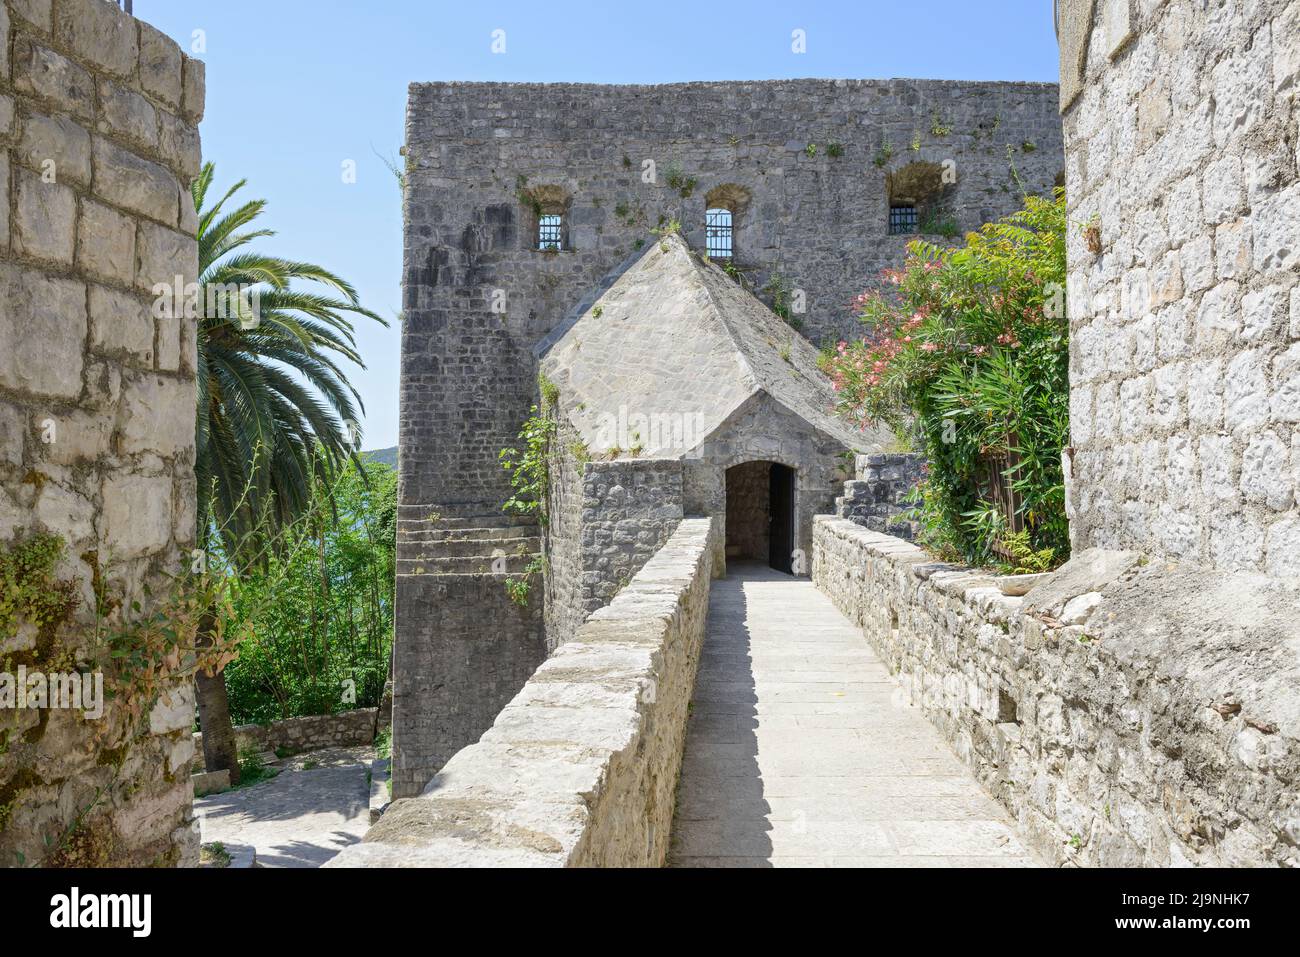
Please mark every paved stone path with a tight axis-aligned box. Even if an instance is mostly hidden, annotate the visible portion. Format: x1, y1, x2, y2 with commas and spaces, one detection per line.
669, 564, 1038, 867
195, 746, 372, 867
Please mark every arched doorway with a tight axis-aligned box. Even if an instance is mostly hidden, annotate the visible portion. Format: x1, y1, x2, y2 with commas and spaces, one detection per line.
724, 461, 796, 574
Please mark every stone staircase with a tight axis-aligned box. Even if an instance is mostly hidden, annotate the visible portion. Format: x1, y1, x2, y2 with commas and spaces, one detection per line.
396, 511, 542, 578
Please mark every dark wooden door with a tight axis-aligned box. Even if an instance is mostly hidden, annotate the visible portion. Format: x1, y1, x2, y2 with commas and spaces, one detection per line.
768, 464, 795, 574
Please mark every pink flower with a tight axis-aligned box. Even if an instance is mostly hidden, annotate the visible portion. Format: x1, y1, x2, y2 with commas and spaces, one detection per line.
921, 342, 938, 352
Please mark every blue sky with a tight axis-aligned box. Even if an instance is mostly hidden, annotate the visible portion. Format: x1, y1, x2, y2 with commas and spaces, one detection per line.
140, 0, 1060, 450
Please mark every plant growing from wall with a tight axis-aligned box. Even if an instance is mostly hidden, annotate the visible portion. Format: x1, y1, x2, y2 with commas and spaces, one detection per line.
664, 162, 697, 198
505, 554, 546, 607
873, 141, 894, 168
500, 376, 559, 525
827, 142, 844, 158
822, 190, 1069, 569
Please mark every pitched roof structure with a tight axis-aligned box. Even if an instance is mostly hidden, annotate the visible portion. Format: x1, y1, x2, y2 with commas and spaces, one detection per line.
536, 233, 891, 458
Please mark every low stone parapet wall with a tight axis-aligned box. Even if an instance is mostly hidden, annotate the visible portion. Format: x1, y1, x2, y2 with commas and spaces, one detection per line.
326, 517, 717, 867
193, 708, 377, 759
813, 516, 1300, 867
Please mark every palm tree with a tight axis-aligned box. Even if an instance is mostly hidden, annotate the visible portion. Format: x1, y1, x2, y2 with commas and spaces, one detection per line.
191, 163, 386, 781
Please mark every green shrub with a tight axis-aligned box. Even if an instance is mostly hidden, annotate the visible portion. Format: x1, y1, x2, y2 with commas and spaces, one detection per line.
822, 190, 1069, 568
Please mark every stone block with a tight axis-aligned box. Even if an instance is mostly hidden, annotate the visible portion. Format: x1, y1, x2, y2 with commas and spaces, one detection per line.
92, 136, 179, 225
13, 166, 75, 262
103, 472, 175, 558
0, 263, 85, 398
158, 109, 200, 178
53, 0, 137, 76
89, 283, 154, 362
1252, 183, 1300, 273
18, 110, 92, 186
9, 0, 52, 32
117, 372, 194, 457
182, 55, 205, 124
135, 220, 197, 292
1239, 431, 1292, 510
35, 409, 111, 465
138, 20, 183, 107
0, 404, 25, 467
97, 77, 159, 151
77, 199, 135, 283
11, 37, 93, 119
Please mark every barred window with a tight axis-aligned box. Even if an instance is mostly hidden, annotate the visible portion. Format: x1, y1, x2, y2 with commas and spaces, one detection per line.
706, 207, 733, 260
889, 203, 918, 236
537, 214, 563, 251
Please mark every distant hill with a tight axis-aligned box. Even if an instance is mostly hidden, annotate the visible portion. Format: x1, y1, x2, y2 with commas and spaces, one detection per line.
363, 446, 398, 469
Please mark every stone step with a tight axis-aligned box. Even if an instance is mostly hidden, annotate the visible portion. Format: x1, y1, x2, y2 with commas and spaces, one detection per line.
397, 525, 538, 544
398, 507, 537, 528
397, 536, 541, 558
396, 553, 540, 576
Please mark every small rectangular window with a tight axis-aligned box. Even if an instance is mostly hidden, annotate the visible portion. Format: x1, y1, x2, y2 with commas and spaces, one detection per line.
889, 204, 917, 236
538, 214, 563, 251
706, 208, 733, 260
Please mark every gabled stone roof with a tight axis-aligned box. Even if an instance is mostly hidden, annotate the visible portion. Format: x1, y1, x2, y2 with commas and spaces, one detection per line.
536, 233, 890, 458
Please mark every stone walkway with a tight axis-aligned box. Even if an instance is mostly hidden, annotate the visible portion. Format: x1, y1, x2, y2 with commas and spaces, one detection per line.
669, 564, 1037, 867
195, 746, 372, 867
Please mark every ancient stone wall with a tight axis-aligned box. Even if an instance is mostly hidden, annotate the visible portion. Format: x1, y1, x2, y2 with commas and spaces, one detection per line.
327, 518, 717, 867
545, 450, 684, 651
192, 708, 377, 759
0, 0, 203, 866
836, 452, 925, 539
814, 516, 1300, 867
391, 566, 545, 799
1061, 0, 1300, 569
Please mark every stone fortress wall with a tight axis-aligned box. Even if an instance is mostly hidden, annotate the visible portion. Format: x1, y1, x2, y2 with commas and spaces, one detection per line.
400, 78, 1064, 522
392, 78, 1064, 795
1061, 0, 1300, 571
0, 0, 204, 866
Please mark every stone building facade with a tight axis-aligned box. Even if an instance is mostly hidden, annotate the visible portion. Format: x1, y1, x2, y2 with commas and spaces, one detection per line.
0, 0, 203, 866
1060, 0, 1300, 571
393, 78, 1063, 795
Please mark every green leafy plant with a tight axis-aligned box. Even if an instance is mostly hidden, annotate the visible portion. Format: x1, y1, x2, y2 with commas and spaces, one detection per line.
499, 388, 557, 524
827, 142, 844, 158
664, 163, 697, 198
823, 190, 1068, 568
805, 143, 818, 158
873, 141, 894, 168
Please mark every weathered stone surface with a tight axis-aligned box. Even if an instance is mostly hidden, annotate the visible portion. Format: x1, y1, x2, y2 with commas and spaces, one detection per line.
181, 54, 205, 124
814, 517, 1300, 867
117, 373, 194, 457
102, 471, 175, 557
53, 0, 137, 76
138, 20, 183, 107
1061, 0, 1300, 570
11, 36, 93, 118
88, 283, 153, 362
149, 685, 195, 735
0, 262, 85, 397
0, 0, 203, 868
13, 166, 75, 262
18, 110, 91, 186
135, 219, 197, 292
92, 135, 178, 225
98, 77, 159, 150
78, 199, 136, 283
